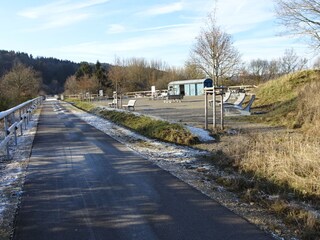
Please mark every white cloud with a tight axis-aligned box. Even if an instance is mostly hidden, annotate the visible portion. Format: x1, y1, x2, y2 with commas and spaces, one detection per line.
61, 22, 199, 52
127, 24, 191, 34
138, 2, 183, 16
18, 0, 109, 19
214, 0, 274, 33
18, 0, 109, 31
108, 24, 126, 34
13, 0, 311, 67
50, 22, 201, 65
235, 35, 311, 62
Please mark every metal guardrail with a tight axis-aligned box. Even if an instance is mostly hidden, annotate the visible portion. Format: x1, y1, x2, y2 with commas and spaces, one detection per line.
0, 97, 43, 159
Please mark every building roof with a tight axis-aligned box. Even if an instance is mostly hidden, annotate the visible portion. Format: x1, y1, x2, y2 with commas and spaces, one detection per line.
168, 78, 212, 85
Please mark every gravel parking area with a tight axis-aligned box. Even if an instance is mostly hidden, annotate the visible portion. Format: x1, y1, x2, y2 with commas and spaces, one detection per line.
96, 96, 226, 129
94, 96, 276, 133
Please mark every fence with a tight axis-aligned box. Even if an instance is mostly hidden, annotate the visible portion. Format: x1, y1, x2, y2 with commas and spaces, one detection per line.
0, 97, 43, 159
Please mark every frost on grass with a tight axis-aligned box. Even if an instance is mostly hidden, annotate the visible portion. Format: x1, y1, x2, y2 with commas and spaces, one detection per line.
74, 110, 210, 164
0, 113, 39, 238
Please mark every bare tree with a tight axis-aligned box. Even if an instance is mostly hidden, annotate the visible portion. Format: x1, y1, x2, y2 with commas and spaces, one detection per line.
190, 13, 241, 86
64, 75, 79, 95
279, 48, 308, 74
267, 59, 281, 79
275, 0, 320, 50
248, 59, 270, 81
64, 74, 99, 95
184, 61, 206, 79
246, 59, 282, 82
125, 57, 150, 92
0, 62, 41, 105
108, 57, 128, 98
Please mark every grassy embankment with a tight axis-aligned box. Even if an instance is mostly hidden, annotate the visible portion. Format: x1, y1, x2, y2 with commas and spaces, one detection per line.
68, 100, 199, 146
214, 70, 320, 239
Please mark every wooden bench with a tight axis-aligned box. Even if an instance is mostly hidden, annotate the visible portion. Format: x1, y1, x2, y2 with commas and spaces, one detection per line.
122, 99, 136, 111
224, 94, 256, 116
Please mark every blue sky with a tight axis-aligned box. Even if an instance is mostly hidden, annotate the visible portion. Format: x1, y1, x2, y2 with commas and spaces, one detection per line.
0, 0, 313, 67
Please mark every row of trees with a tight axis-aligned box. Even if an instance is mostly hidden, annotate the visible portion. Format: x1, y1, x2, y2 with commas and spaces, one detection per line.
64, 58, 207, 97
64, 47, 308, 98
240, 48, 308, 84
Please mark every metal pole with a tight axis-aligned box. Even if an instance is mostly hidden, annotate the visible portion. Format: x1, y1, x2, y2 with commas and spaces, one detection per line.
220, 93, 224, 130
24, 108, 27, 130
12, 112, 17, 146
205, 90, 208, 130
19, 109, 23, 135
212, 88, 216, 129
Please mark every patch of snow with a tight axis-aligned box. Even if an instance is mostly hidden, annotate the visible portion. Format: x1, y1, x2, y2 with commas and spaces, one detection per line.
186, 126, 215, 142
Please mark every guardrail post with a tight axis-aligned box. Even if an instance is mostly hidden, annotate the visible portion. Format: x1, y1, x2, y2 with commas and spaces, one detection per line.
23, 108, 27, 130
13, 112, 18, 146
4, 116, 10, 159
19, 109, 23, 135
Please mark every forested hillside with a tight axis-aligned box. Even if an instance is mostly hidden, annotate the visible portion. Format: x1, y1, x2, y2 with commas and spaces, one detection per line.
0, 50, 79, 94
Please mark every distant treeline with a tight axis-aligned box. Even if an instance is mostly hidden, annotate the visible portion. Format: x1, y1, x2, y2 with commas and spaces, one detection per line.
0, 50, 81, 94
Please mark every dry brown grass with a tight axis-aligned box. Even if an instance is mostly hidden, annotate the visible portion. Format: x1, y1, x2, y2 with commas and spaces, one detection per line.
295, 80, 320, 133
239, 133, 320, 198
212, 77, 320, 239
231, 75, 320, 198
209, 130, 320, 238
211, 130, 320, 239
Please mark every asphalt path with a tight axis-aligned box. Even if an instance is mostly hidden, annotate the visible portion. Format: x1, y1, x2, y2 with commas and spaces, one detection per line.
13, 100, 273, 240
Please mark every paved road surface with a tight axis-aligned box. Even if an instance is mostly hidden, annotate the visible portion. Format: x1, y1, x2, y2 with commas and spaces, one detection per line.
13, 101, 273, 240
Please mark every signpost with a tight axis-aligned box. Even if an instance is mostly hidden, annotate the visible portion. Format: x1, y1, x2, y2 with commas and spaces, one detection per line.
204, 87, 225, 130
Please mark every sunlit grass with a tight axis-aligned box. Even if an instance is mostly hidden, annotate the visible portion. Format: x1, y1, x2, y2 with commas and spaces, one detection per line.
99, 110, 199, 145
